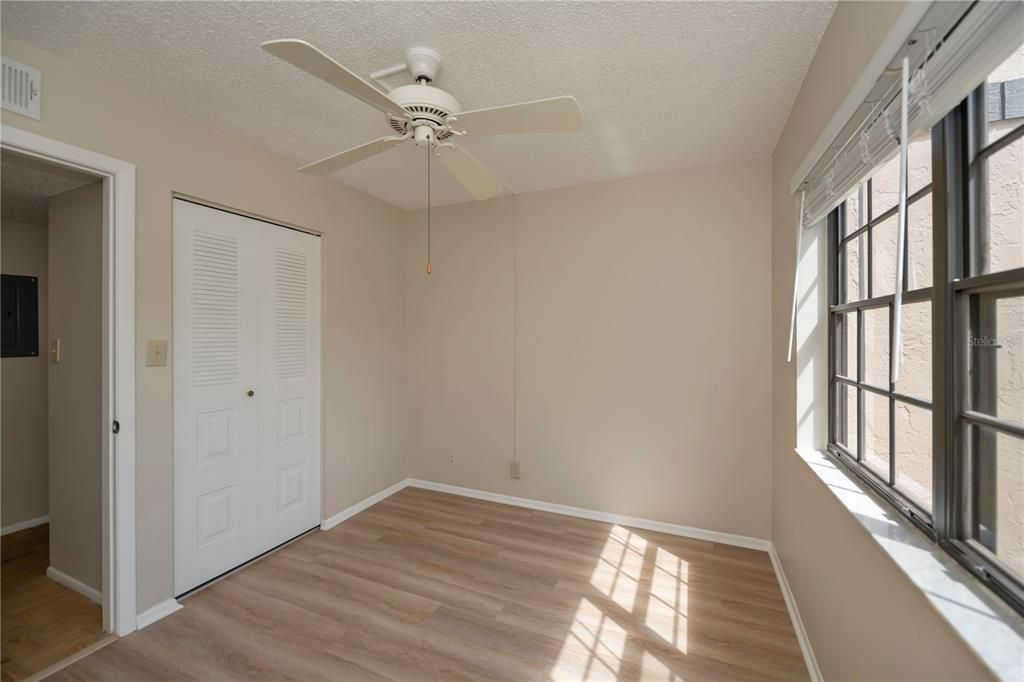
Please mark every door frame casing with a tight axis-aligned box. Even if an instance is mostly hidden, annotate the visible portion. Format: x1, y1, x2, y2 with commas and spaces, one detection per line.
1, 124, 137, 636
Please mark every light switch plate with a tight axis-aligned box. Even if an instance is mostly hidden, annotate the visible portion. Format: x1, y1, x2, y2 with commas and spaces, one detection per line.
146, 339, 168, 367
49, 338, 61, 364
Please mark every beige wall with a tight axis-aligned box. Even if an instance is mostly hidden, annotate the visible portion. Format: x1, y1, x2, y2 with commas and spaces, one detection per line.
771, 2, 993, 679
1, 220, 49, 528
405, 158, 774, 539
0, 37, 408, 611
48, 182, 104, 591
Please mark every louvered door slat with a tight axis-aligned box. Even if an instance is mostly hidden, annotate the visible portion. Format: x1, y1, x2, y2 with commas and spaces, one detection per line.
274, 248, 308, 380
192, 230, 240, 387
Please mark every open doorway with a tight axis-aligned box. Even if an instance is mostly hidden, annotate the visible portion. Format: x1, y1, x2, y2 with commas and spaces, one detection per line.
1, 150, 113, 679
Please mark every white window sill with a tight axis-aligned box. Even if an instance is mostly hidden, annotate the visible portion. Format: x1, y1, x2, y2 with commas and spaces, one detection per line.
794, 447, 1024, 681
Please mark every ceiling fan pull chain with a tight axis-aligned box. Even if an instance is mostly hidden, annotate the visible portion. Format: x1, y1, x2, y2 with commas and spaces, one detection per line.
426, 139, 432, 275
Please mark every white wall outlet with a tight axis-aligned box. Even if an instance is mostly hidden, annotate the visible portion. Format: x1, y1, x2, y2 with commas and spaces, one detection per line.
448, 454, 455, 466
146, 339, 168, 367
510, 461, 521, 480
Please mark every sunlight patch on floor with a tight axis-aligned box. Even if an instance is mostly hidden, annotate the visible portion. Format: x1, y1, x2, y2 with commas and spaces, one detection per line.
549, 597, 629, 681
551, 526, 691, 680
645, 545, 689, 652
590, 525, 648, 611
641, 649, 680, 681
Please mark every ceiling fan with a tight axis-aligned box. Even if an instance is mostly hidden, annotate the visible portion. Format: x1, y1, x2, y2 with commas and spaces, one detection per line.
261, 40, 584, 201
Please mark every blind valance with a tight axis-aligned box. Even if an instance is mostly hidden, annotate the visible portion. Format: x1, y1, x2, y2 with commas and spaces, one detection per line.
795, 0, 1024, 229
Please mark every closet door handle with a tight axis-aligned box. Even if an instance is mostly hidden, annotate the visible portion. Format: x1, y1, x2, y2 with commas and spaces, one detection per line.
247, 390, 255, 397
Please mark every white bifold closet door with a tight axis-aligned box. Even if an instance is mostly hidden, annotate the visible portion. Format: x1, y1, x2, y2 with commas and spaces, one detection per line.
173, 199, 321, 596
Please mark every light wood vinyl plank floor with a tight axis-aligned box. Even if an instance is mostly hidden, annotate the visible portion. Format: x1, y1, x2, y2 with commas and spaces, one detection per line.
51, 488, 808, 681
1, 525, 106, 682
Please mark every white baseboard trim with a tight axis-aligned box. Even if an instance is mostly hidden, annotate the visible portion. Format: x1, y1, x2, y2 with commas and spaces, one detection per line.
319, 477, 770, 551
136, 598, 182, 630
405, 479, 771, 551
769, 543, 822, 682
46, 566, 102, 605
321, 479, 410, 531
2, 514, 49, 536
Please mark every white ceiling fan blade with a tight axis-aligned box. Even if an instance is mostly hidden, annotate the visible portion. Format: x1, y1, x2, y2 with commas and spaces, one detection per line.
262, 39, 408, 119
298, 136, 404, 175
437, 144, 507, 201
454, 96, 583, 136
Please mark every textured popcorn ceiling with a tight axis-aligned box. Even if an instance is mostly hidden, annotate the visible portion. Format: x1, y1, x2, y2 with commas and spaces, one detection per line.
2, 1, 835, 209
1, 151, 99, 225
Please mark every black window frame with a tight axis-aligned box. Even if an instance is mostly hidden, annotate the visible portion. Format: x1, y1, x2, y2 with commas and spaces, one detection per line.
827, 83, 1024, 616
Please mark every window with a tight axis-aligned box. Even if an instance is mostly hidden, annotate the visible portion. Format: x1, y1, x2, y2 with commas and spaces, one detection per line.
828, 47, 1024, 615
830, 131, 935, 517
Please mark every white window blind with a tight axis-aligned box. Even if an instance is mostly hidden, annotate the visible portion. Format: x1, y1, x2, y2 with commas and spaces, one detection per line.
787, 0, 1024, 366
794, 0, 1024, 229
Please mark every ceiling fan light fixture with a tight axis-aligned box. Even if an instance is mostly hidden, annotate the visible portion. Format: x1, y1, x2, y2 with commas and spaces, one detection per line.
413, 124, 434, 148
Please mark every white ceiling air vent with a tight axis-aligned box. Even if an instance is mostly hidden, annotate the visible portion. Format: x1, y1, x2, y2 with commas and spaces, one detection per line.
2, 57, 41, 120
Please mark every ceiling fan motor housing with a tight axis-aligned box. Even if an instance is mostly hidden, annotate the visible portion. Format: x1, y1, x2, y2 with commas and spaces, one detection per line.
387, 84, 462, 140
